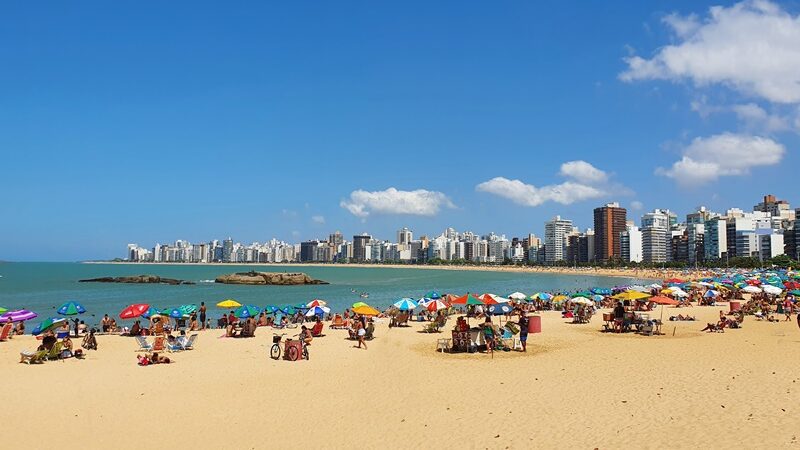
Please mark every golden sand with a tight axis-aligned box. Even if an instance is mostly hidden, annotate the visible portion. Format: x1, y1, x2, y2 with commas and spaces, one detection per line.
2, 305, 798, 449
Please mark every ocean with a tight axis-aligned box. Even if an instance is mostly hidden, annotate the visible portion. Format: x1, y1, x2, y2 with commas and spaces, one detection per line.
0, 262, 650, 325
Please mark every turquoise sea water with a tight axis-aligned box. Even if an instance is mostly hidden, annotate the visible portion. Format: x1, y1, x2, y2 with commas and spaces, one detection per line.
0, 262, 650, 326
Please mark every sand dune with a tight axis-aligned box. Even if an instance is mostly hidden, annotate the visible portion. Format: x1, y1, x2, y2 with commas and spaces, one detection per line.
2, 305, 799, 449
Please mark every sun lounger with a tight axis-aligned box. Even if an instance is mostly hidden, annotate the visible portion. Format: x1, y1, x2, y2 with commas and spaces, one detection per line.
151, 336, 166, 352
330, 315, 345, 329
179, 334, 198, 350
135, 335, 153, 352
45, 342, 63, 361
311, 322, 324, 337
20, 349, 48, 364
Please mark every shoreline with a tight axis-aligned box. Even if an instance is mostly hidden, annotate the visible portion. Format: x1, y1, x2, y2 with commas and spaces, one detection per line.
81, 261, 706, 281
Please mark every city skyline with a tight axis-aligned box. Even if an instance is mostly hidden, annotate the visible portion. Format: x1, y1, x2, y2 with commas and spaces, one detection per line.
3, 1, 800, 261
124, 194, 798, 267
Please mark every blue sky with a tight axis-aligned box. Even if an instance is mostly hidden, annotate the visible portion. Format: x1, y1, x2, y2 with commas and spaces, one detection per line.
2, 1, 799, 261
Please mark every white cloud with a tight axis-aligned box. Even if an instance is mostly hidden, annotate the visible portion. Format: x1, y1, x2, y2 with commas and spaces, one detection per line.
340, 188, 455, 218
476, 160, 627, 207
656, 133, 785, 186
630, 200, 644, 211
311, 215, 325, 224
558, 160, 609, 183
731, 103, 789, 132
620, 1, 800, 104
476, 178, 605, 207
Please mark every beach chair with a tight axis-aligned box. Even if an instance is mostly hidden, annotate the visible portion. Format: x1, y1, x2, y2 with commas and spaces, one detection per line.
180, 334, 198, 350
151, 336, 166, 352
330, 315, 345, 329
20, 349, 48, 364
45, 342, 63, 361
135, 336, 153, 352
0, 323, 12, 342
311, 322, 324, 337
365, 323, 375, 340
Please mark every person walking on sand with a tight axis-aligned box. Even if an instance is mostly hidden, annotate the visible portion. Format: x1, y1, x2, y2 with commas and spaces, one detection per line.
199, 302, 207, 329
356, 316, 367, 350
517, 312, 529, 352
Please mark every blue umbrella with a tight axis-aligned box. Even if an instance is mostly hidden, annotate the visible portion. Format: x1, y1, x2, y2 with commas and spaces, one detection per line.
393, 298, 417, 311
235, 305, 261, 319
167, 308, 187, 319
488, 304, 513, 315
32, 317, 67, 336
305, 306, 331, 317
424, 291, 442, 299
57, 301, 86, 316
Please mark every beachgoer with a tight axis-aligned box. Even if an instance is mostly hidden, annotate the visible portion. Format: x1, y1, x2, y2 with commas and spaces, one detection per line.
300, 325, 313, 345
517, 313, 529, 352
101, 314, 111, 332
14, 320, 25, 335
356, 318, 367, 350
199, 302, 207, 330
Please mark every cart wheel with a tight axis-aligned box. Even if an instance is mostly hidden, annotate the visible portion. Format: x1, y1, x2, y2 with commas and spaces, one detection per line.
287, 345, 299, 361
270, 344, 281, 360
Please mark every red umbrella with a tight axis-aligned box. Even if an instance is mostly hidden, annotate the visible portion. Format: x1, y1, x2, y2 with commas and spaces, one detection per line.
119, 303, 150, 320
480, 293, 500, 305
649, 296, 679, 305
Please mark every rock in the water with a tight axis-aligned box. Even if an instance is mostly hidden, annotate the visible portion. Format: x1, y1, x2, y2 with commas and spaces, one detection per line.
214, 271, 328, 285
79, 275, 195, 285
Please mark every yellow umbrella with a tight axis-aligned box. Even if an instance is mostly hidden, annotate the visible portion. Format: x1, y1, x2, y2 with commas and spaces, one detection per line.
612, 291, 651, 301
352, 305, 380, 316
552, 295, 568, 303
217, 299, 242, 308
661, 288, 674, 294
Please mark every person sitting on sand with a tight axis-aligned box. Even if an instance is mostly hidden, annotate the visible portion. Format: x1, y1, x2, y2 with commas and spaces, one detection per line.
14, 320, 25, 335
82, 328, 98, 350
257, 313, 267, 327
189, 316, 199, 331
150, 352, 170, 364
300, 325, 313, 346
128, 320, 142, 337
700, 323, 718, 332
78, 320, 87, 334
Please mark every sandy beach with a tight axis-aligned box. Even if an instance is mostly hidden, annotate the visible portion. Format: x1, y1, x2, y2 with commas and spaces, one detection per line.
87, 261, 705, 282
2, 304, 798, 449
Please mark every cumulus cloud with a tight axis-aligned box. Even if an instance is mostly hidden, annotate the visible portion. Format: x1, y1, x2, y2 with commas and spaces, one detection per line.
620, 1, 800, 104
476, 161, 627, 207
630, 200, 644, 211
311, 215, 326, 224
731, 103, 789, 132
558, 160, 608, 183
656, 133, 785, 186
340, 188, 455, 218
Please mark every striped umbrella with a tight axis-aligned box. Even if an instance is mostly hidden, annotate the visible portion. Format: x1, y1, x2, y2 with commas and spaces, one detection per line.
307, 299, 327, 308
305, 306, 331, 317
393, 298, 417, 311
0, 309, 38, 322
32, 317, 67, 336
425, 299, 449, 312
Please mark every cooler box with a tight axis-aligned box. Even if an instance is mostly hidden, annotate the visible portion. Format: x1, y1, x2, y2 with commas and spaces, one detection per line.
528, 315, 542, 334
730, 301, 741, 312
283, 339, 302, 361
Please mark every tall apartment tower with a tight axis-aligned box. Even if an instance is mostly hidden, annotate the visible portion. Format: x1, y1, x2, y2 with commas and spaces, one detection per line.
593, 202, 627, 262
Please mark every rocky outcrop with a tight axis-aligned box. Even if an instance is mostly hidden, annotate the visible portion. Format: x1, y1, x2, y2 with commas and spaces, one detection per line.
214, 271, 328, 285
79, 275, 195, 285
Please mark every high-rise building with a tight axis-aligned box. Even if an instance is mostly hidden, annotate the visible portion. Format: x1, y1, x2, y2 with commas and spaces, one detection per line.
704, 218, 728, 261
222, 238, 233, 263
642, 227, 669, 263
544, 216, 573, 263
397, 227, 413, 245
352, 234, 371, 262
620, 223, 643, 263
594, 202, 627, 262
300, 240, 320, 262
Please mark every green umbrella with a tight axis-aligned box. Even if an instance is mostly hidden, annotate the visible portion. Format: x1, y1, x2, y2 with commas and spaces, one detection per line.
57, 301, 86, 316
352, 302, 369, 309
789, 290, 800, 296
33, 317, 67, 336
0, 306, 7, 314
178, 304, 197, 315
235, 304, 261, 319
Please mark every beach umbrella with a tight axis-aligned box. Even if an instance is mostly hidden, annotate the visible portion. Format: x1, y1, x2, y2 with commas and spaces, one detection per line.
57, 301, 86, 316
0, 307, 6, 314
704, 290, 720, 298
649, 296, 680, 305
763, 285, 783, 295
282, 306, 300, 315
537, 293, 553, 301
552, 295, 568, 304
142, 307, 163, 319
424, 291, 442, 300
629, 285, 650, 292
264, 305, 281, 314
119, 303, 149, 320
451, 294, 484, 305
664, 278, 684, 284
178, 304, 197, 315
233, 305, 261, 319
305, 306, 331, 317
307, 299, 327, 308
352, 305, 380, 316
508, 292, 527, 301
0, 309, 38, 322
789, 290, 800, 296
32, 317, 67, 336
612, 291, 651, 301
393, 298, 417, 311
425, 299, 449, 312
490, 294, 511, 303
592, 295, 604, 302
352, 301, 369, 309
670, 289, 689, 298
487, 304, 513, 315
217, 299, 241, 309
570, 297, 592, 306
480, 294, 501, 305
742, 285, 761, 294
167, 308, 187, 319
592, 288, 611, 295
